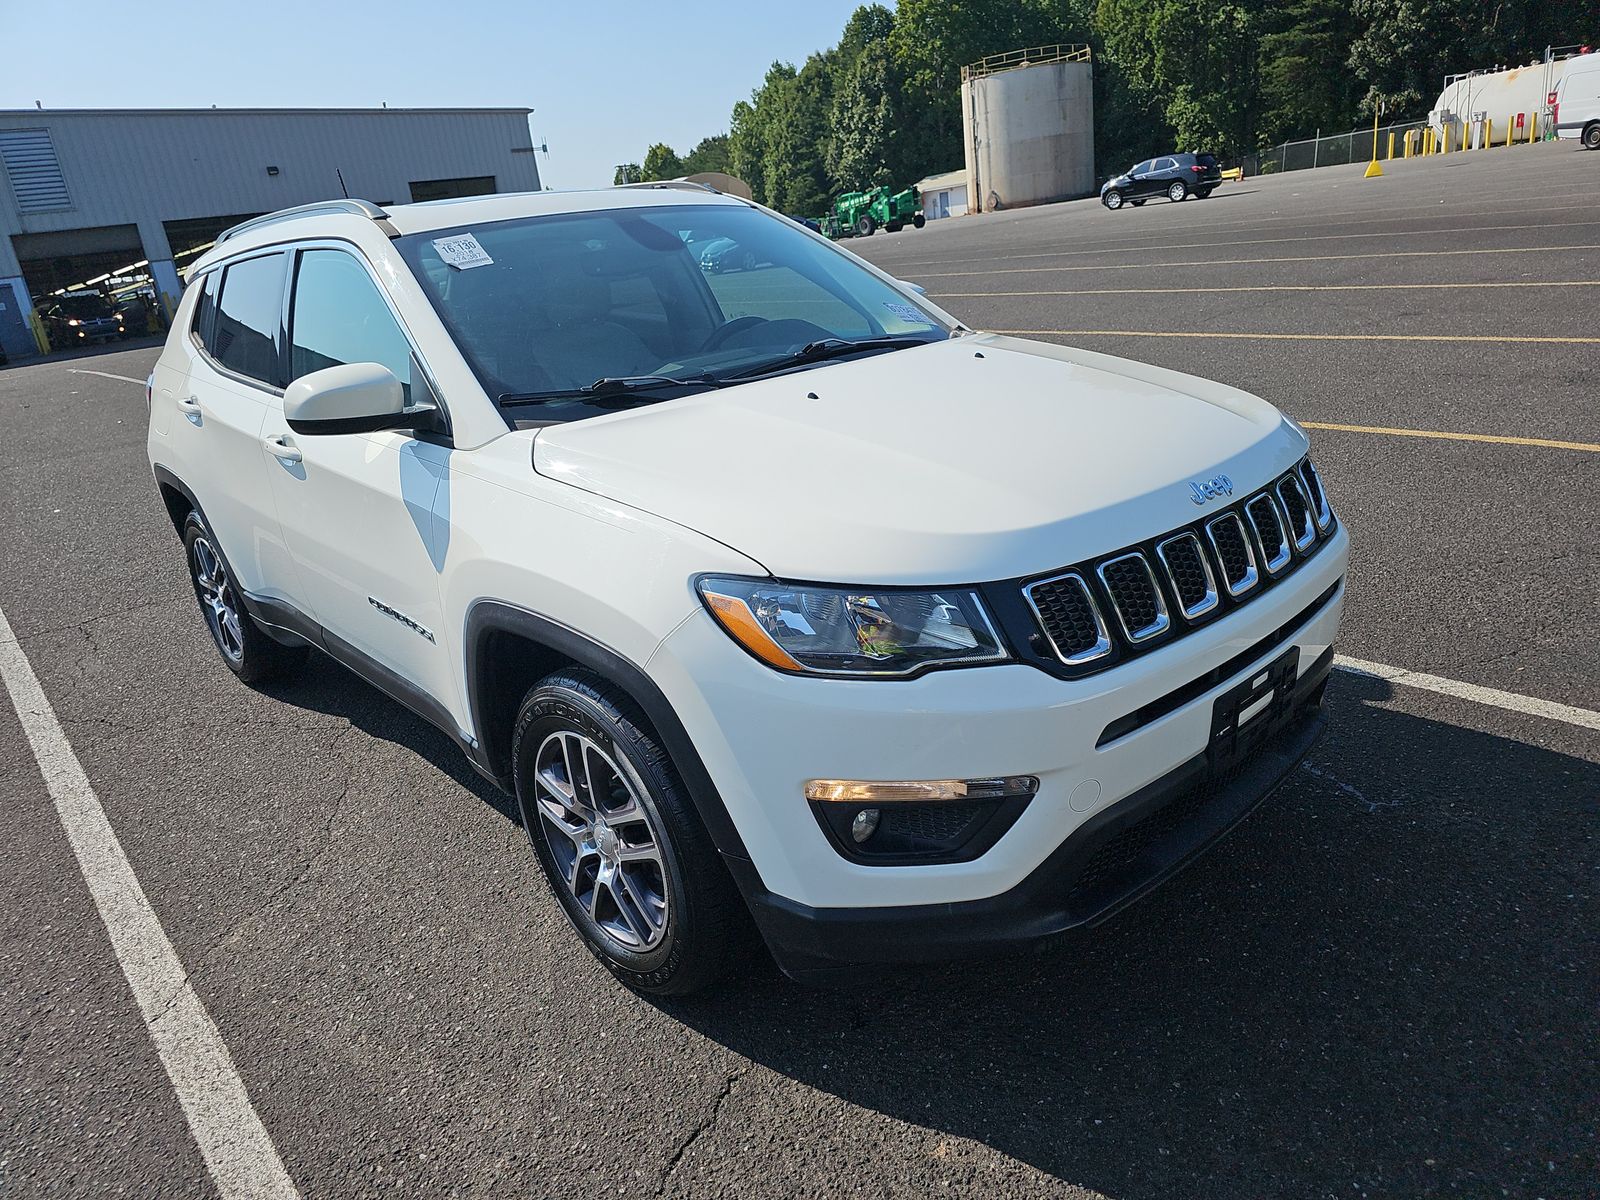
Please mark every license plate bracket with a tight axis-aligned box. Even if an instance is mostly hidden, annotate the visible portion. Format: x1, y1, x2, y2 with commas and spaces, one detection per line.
1209, 645, 1300, 772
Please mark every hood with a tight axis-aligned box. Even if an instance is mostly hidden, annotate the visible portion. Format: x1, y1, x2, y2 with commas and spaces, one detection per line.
532, 334, 1309, 584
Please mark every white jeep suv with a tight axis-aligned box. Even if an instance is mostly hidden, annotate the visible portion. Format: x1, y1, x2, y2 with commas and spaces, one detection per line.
146, 185, 1348, 993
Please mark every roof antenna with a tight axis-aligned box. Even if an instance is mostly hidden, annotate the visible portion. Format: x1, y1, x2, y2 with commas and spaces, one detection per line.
336, 168, 349, 198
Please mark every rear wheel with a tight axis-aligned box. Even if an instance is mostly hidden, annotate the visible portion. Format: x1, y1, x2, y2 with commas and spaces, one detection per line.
912, 212, 926, 228
856, 214, 876, 237
1167, 181, 1189, 202
1102, 189, 1125, 210
1583, 122, 1600, 150
512, 669, 743, 995
182, 512, 305, 683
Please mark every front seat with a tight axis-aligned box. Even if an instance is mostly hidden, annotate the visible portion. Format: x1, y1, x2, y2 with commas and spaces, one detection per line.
539, 273, 657, 387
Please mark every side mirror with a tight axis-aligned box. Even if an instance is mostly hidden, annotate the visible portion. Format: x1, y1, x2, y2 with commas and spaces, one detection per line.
285, 362, 413, 435
898, 280, 927, 296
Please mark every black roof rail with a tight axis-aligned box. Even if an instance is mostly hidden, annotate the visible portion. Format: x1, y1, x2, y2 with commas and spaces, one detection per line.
216, 199, 397, 244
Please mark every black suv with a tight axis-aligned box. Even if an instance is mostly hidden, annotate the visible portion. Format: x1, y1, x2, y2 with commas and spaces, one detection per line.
1100, 153, 1220, 210
41, 292, 126, 351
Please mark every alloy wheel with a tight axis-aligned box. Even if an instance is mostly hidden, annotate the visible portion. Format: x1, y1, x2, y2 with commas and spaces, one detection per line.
531, 731, 670, 952
191, 536, 245, 663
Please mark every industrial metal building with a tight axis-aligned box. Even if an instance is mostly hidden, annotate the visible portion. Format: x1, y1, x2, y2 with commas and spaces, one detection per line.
0, 107, 542, 360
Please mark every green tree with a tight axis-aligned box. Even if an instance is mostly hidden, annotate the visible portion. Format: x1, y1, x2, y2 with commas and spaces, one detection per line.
1258, 0, 1359, 143
640, 142, 684, 181
682, 135, 733, 176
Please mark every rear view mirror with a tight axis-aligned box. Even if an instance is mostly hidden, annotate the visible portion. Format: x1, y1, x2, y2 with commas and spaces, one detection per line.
285, 362, 411, 435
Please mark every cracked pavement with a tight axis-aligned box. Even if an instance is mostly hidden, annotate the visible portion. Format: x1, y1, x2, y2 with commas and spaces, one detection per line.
1, 147, 1596, 1199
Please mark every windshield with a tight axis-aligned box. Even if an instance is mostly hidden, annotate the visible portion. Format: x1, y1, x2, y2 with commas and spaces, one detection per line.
395, 203, 950, 421
59, 295, 114, 319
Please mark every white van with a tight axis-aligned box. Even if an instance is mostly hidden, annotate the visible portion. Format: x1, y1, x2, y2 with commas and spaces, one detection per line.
1554, 52, 1600, 149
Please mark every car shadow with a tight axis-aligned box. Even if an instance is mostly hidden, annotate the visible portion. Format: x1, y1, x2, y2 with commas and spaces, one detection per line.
255, 652, 522, 826
653, 671, 1598, 1198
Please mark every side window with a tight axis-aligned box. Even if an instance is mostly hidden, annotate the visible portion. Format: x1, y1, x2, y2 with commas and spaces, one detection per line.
288, 249, 414, 402
211, 254, 287, 386
1131, 160, 1153, 176
190, 271, 218, 346
1154, 158, 1177, 172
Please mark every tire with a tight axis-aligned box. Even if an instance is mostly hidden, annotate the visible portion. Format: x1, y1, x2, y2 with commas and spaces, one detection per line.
1167, 181, 1189, 202
182, 512, 306, 683
512, 669, 743, 995
1584, 122, 1600, 151
856, 214, 876, 237
1195, 186, 1215, 199
1102, 189, 1125, 210
912, 212, 926, 228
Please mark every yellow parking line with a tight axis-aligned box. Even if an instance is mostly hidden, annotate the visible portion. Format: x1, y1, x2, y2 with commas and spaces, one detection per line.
988, 329, 1600, 344
1301, 421, 1600, 454
938, 281, 1600, 297
919, 244, 1600, 277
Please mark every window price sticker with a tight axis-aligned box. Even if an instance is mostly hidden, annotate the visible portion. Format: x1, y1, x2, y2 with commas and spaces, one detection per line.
432, 233, 494, 270
883, 301, 928, 324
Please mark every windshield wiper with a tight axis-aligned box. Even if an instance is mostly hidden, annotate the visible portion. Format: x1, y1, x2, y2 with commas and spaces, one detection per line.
499, 374, 722, 409
718, 335, 938, 382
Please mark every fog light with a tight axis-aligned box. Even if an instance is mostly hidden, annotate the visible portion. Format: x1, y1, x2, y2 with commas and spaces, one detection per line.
850, 808, 880, 843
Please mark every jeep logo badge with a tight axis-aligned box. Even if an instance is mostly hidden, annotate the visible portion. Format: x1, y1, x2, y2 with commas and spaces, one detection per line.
1188, 474, 1234, 506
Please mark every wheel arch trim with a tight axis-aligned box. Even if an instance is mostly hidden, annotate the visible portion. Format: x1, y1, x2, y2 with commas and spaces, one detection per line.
463, 600, 760, 877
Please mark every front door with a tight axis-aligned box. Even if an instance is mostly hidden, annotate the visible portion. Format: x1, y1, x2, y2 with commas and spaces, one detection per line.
262, 246, 462, 726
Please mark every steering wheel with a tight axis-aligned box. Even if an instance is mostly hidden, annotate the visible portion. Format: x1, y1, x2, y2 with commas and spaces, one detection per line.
699, 316, 770, 353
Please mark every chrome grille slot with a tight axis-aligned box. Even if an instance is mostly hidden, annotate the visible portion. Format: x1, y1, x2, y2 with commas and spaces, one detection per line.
1245, 493, 1292, 575
1300, 460, 1332, 531
1276, 474, 1317, 552
1095, 552, 1170, 643
1024, 572, 1112, 665
1205, 513, 1260, 596
1155, 532, 1220, 620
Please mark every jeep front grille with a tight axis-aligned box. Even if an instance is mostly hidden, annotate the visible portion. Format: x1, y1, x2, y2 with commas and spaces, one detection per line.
1020, 457, 1335, 675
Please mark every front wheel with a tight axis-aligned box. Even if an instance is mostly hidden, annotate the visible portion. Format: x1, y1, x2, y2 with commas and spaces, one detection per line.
1102, 189, 1125, 210
512, 670, 744, 995
912, 212, 926, 228
1167, 181, 1188, 202
1583, 123, 1600, 151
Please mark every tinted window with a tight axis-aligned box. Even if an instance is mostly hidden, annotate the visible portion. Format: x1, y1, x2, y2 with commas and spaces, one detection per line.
1132, 160, 1153, 175
1154, 158, 1177, 171
289, 250, 413, 401
190, 271, 218, 344
211, 254, 286, 385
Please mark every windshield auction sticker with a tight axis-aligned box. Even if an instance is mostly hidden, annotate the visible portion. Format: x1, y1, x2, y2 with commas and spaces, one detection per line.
432, 233, 494, 270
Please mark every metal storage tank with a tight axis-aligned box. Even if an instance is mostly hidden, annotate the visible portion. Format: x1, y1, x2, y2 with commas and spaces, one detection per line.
1429, 49, 1591, 143
961, 45, 1094, 214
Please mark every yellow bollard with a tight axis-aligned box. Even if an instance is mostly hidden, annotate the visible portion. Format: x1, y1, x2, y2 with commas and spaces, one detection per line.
1484, 118, 1492, 147
1507, 113, 1514, 146
1530, 112, 1538, 142
1388, 131, 1396, 158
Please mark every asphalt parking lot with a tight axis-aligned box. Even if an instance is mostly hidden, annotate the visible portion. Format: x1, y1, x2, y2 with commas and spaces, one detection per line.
2, 143, 1595, 1199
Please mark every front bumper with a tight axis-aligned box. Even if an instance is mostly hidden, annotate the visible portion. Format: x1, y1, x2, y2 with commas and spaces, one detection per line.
743, 649, 1331, 981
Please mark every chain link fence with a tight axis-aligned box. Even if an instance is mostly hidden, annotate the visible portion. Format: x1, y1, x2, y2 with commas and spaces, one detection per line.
1237, 120, 1432, 176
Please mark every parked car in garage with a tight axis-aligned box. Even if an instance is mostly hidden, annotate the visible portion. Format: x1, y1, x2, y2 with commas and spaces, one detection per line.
1100, 153, 1221, 210
41, 291, 126, 349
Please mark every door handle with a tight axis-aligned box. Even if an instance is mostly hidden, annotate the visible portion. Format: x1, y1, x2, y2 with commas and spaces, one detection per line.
177, 394, 202, 414
263, 434, 303, 464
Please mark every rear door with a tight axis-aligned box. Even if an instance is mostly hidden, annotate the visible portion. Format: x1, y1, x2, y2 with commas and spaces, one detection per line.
262, 244, 461, 721
170, 253, 301, 599
1151, 158, 1179, 194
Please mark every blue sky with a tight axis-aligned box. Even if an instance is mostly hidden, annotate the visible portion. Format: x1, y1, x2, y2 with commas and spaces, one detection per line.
0, 0, 871, 189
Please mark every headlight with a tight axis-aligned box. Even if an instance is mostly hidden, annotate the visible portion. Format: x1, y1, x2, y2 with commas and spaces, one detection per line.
67, 318, 81, 326
697, 576, 1008, 677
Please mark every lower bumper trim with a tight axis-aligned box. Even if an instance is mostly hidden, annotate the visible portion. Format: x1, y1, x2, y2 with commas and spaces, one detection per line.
749, 648, 1333, 983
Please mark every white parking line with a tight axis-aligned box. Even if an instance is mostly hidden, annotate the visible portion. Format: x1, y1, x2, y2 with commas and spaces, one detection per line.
1334, 656, 1600, 731
66, 368, 147, 386
0, 601, 299, 1200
